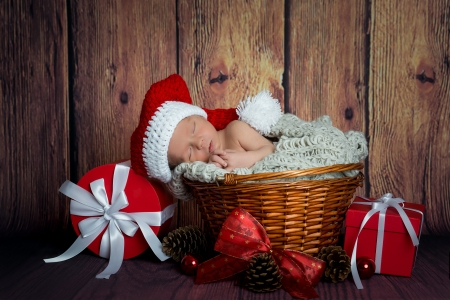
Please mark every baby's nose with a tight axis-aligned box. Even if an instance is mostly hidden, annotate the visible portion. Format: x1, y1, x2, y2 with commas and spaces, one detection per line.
196, 137, 203, 149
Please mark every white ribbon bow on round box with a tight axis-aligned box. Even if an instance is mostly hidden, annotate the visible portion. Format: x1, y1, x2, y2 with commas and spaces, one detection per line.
44, 161, 176, 279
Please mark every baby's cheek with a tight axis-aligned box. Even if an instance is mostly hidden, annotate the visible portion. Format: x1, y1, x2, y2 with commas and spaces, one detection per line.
198, 152, 210, 163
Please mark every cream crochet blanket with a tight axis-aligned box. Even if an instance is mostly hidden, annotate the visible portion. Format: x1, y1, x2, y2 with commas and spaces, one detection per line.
167, 114, 368, 201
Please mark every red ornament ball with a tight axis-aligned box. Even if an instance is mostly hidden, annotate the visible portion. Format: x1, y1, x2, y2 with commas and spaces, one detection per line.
181, 254, 199, 276
356, 256, 376, 279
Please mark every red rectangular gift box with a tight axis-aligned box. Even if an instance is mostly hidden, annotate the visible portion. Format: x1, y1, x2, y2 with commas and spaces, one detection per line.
343, 196, 425, 277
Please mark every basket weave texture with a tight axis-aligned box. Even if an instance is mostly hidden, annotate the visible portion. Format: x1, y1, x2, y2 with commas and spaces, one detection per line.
183, 163, 364, 256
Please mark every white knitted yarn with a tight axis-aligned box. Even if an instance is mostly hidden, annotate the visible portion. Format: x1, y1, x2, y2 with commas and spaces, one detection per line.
254, 114, 367, 176
142, 101, 207, 183
166, 114, 368, 201
236, 90, 283, 135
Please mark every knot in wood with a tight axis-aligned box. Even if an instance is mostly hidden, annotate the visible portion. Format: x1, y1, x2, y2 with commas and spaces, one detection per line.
209, 70, 228, 84
344, 107, 354, 120
120, 91, 129, 104
415, 69, 435, 84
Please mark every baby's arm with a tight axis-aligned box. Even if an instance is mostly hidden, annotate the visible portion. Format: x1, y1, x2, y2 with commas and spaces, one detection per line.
219, 120, 275, 171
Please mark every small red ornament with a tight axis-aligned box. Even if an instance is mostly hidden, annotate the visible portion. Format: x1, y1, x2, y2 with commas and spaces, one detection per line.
356, 257, 376, 279
181, 254, 199, 276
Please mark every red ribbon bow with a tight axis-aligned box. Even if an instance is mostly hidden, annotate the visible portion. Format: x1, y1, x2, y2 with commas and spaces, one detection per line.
196, 207, 325, 299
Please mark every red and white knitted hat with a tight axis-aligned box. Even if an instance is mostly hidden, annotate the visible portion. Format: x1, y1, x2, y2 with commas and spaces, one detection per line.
130, 74, 282, 183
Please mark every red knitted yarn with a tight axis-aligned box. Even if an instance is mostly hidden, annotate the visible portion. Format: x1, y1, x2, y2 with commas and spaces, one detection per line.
130, 74, 192, 177
204, 108, 238, 130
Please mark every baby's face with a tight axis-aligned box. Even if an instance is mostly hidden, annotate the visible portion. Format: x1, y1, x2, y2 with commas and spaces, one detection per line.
168, 115, 221, 167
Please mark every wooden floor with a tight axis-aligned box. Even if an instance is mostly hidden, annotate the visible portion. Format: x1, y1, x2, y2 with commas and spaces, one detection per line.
0, 232, 449, 300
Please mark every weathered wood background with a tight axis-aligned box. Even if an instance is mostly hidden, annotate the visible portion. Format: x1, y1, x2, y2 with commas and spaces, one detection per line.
1, 0, 449, 237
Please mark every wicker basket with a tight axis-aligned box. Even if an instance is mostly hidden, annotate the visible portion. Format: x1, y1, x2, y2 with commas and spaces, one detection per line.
183, 163, 364, 256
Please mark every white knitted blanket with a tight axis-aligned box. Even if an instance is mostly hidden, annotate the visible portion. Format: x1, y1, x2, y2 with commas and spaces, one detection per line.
167, 114, 368, 201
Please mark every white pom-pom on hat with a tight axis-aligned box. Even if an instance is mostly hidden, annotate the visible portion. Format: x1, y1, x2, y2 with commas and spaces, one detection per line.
236, 90, 283, 135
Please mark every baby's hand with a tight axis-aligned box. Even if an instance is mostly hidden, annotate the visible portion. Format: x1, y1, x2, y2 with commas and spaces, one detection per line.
219, 149, 243, 171
208, 149, 228, 168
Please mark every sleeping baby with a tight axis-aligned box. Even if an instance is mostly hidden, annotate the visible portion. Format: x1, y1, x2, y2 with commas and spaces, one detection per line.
130, 74, 368, 201
130, 74, 283, 183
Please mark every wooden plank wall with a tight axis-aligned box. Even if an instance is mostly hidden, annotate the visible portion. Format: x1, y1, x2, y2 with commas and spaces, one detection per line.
71, 0, 177, 179
1, 0, 448, 237
0, 1, 69, 236
369, 0, 450, 235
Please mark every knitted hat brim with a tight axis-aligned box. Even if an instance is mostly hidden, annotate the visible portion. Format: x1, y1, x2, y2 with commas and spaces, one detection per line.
142, 101, 207, 183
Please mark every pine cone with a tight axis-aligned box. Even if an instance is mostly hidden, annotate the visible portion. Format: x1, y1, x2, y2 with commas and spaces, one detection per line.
244, 253, 283, 293
318, 246, 351, 283
162, 226, 209, 262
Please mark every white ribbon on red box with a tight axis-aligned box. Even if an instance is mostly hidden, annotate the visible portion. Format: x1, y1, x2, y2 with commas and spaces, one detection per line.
44, 161, 176, 279
350, 193, 423, 289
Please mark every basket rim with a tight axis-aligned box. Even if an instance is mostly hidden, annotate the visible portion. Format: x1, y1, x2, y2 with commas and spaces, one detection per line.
198, 162, 364, 185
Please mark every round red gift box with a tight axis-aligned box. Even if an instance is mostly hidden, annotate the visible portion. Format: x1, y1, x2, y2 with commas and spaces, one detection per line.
71, 163, 174, 259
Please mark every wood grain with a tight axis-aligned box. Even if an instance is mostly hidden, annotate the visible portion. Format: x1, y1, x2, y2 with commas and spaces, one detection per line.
369, 0, 450, 235
177, 0, 284, 228
178, 0, 284, 108
286, 0, 369, 198
70, 0, 177, 180
286, 0, 368, 132
0, 1, 69, 236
